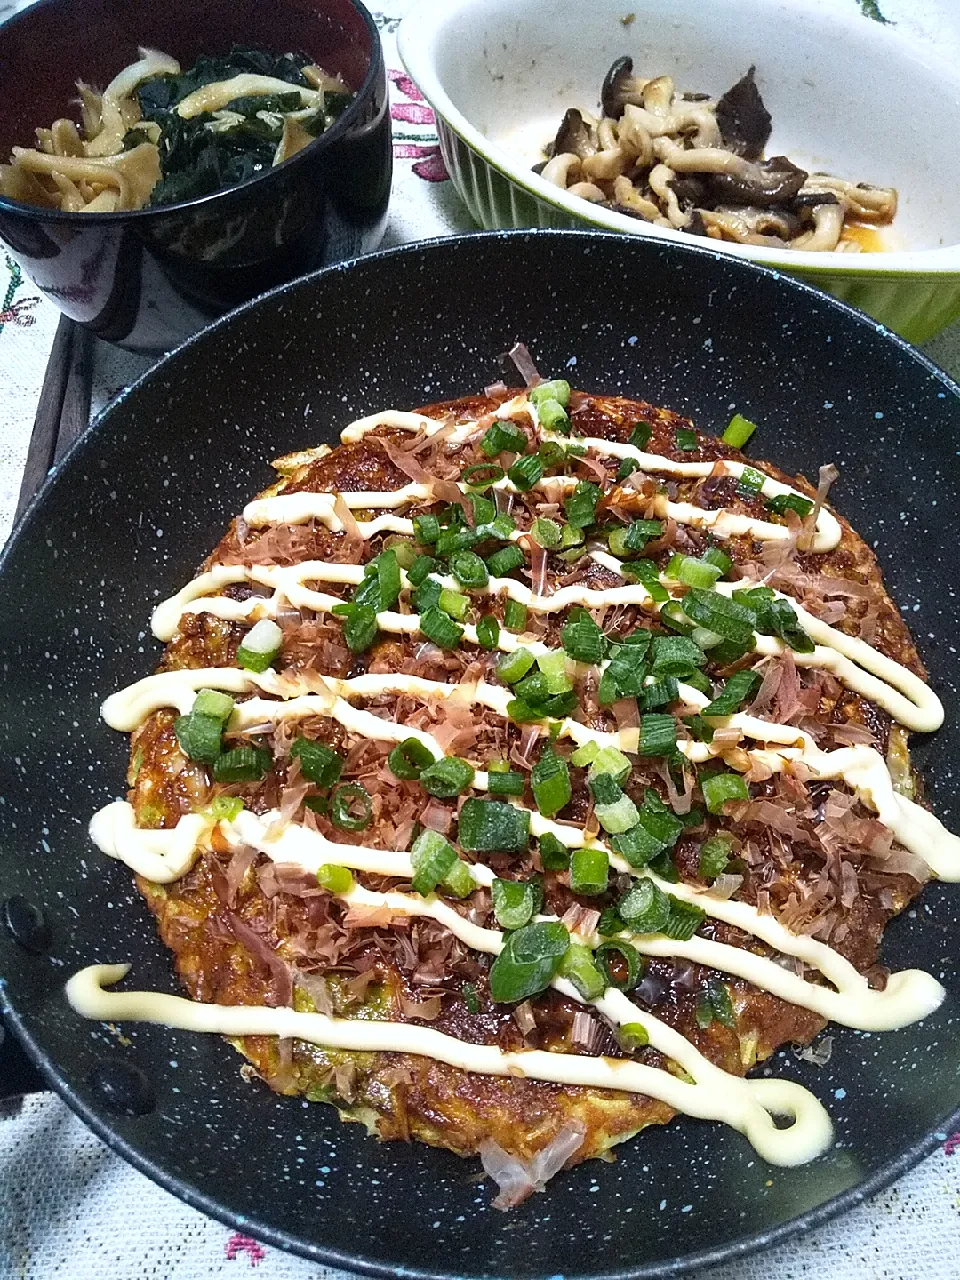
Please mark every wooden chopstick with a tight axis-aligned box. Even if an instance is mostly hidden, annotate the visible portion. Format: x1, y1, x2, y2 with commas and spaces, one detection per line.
15, 316, 94, 519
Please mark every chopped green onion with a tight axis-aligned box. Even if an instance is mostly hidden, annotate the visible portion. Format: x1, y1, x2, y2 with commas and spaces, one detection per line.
504, 599, 527, 632
636, 787, 684, 846
619, 1022, 650, 1050
436, 526, 477, 556
384, 536, 418, 569
569, 740, 599, 768
340, 604, 379, 653
702, 669, 762, 717
597, 905, 624, 936
210, 794, 244, 822
589, 774, 640, 834
291, 737, 344, 788
564, 480, 601, 529
410, 828, 458, 896
666, 553, 722, 589
412, 576, 442, 612
561, 615, 606, 664
595, 940, 643, 991
458, 798, 530, 852
450, 551, 489, 590
419, 756, 476, 798
530, 378, 571, 408
662, 898, 705, 941
438, 587, 470, 620
700, 977, 736, 1028
375, 549, 401, 610
569, 846, 609, 896
766, 492, 814, 518
639, 712, 677, 757
461, 463, 505, 491
560, 523, 585, 549
616, 457, 639, 482
701, 771, 750, 814
236, 618, 283, 672
682, 588, 757, 645
532, 747, 571, 817
618, 879, 670, 933
723, 413, 758, 448
212, 745, 271, 783
408, 554, 438, 586
684, 714, 715, 743
508, 453, 545, 492
316, 864, 354, 894
639, 676, 679, 711
610, 823, 663, 869
330, 783, 372, 831
487, 769, 524, 796
702, 546, 733, 574
538, 832, 571, 870
491, 877, 538, 931
649, 849, 680, 882
536, 650, 574, 693
387, 737, 435, 780
698, 832, 736, 879
628, 422, 652, 449
419, 606, 463, 649
624, 558, 669, 603
476, 615, 500, 650
481, 512, 517, 542
471, 491, 499, 526
489, 920, 570, 1003
675, 427, 698, 451
174, 712, 225, 763
656, 602, 690, 637
557, 942, 605, 999
651, 634, 706, 678
462, 981, 480, 1014
587, 746, 631, 783
608, 519, 664, 558
531, 517, 562, 548
737, 466, 766, 497
690, 627, 723, 651
193, 689, 235, 721
486, 544, 525, 578
480, 419, 528, 458
496, 648, 535, 684
537, 399, 570, 434
413, 513, 440, 544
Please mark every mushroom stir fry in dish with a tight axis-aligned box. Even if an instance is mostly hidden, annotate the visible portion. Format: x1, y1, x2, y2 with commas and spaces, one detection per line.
538, 61, 897, 251
70, 361, 959, 1208
0, 46, 355, 212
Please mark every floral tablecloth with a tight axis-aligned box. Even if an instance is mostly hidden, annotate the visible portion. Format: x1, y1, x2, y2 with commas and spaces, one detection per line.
3, 1, 960, 1276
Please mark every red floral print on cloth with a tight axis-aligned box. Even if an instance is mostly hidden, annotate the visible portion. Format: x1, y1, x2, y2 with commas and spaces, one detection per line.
944, 1131, 960, 1156
388, 68, 450, 183
225, 1232, 267, 1265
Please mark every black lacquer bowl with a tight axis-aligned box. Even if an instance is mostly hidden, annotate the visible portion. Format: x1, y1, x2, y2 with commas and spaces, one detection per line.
2, 231, 959, 1278
0, 0, 391, 352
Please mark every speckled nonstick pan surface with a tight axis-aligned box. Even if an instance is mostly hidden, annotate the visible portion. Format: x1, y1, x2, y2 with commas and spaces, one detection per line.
2, 230, 959, 1279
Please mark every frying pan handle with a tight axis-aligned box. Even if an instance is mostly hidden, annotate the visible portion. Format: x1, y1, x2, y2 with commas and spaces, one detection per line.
0, 1016, 46, 1099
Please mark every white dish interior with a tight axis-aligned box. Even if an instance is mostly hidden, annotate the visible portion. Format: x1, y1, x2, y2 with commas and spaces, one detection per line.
402, 0, 960, 267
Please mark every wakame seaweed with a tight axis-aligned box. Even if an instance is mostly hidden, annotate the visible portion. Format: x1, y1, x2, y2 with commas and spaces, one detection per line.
131, 45, 353, 206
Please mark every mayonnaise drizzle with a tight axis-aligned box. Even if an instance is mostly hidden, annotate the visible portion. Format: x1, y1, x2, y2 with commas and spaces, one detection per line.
336, 402, 842, 552
98, 665, 960, 882
67, 960, 831, 1167
148, 554, 941, 733
88, 799, 944, 1033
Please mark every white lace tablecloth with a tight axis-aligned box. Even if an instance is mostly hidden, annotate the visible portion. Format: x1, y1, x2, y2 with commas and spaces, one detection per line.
3, 1, 960, 1276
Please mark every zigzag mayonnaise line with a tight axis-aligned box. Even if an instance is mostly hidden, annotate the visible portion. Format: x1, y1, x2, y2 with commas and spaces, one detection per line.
89, 800, 944, 1033
149, 552, 942, 732
99, 666, 960, 880
336, 401, 842, 551
66, 963, 833, 1167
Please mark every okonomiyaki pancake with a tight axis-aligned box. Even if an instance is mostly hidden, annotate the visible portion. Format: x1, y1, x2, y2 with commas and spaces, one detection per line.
71, 376, 959, 1206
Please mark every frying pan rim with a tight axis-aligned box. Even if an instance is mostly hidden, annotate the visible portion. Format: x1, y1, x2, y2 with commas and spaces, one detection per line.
3, 227, 960, 1279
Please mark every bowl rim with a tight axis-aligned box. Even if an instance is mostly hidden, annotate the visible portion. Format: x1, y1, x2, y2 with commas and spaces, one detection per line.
397, 0, 960, 275
5, 227, 960, 1280
0, 0, 385, 224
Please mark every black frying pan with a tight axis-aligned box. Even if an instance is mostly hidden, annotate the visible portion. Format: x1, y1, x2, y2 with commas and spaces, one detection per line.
2, 230, 959, 1279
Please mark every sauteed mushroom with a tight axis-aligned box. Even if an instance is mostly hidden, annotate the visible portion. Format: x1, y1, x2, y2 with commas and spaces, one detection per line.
538, 57, 898, 252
